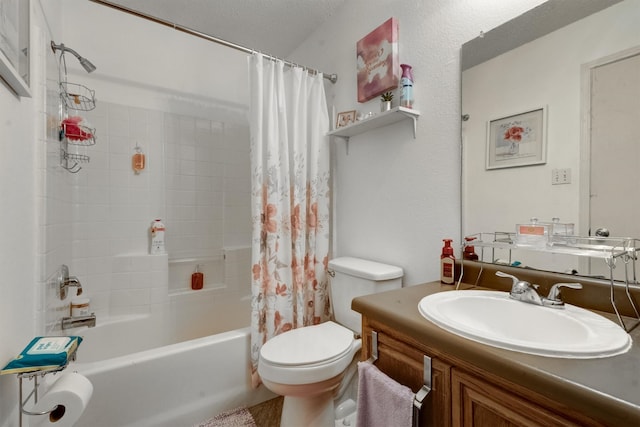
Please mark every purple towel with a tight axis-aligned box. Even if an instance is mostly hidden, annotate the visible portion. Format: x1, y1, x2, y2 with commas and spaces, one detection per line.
356, 361, 414, 427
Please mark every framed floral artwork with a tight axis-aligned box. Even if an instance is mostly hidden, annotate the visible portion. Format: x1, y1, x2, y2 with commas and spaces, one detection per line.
356, 17, 399, 103
486, 107, 547, 170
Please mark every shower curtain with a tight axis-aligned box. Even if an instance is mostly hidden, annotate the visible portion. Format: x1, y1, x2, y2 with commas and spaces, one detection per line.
248, 53, 331, 386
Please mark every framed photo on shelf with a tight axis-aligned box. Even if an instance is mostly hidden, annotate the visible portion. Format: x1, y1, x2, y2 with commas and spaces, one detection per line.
486, 107, 547, 170
336, 110, 357, 128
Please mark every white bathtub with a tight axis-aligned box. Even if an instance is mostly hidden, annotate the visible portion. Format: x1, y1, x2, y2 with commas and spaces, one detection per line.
69, 288, 275, 427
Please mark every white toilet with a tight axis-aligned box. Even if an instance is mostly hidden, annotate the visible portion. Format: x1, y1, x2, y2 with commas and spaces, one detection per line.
258, 257, 403, 427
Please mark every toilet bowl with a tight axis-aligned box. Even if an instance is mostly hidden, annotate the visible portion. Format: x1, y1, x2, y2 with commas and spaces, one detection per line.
257, 257, 403, 427
259, 322, 361, 426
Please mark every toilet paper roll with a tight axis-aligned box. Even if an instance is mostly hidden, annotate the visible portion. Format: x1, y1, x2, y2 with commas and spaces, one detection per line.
31, 372, 93, 427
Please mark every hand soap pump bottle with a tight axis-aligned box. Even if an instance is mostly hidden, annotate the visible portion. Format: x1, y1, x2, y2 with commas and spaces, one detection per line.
441, 239, 455, 284
191, 264, 204, 290
463, 236, 479, 261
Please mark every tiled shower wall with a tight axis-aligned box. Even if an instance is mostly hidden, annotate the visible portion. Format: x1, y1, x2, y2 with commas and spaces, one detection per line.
42, 78, 251, 332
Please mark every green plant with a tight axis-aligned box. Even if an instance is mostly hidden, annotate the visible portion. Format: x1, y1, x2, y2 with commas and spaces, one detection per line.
380, 91, 394, 102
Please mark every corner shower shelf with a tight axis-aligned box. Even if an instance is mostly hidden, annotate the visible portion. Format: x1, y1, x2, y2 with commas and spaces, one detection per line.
328, 106, 420, 144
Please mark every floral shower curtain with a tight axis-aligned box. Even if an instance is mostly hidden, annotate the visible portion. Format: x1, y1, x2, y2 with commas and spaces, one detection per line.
248, 53, 331, 386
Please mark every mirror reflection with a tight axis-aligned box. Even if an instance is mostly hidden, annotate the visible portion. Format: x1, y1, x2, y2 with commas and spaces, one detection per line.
461, 0, 640, 278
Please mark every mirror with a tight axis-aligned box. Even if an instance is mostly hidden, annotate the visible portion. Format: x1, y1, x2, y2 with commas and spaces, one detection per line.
461, 0, 640, 276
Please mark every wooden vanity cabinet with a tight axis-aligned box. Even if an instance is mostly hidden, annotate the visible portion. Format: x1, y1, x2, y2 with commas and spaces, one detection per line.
361, 317, 606, 427
362, 317, 451, 427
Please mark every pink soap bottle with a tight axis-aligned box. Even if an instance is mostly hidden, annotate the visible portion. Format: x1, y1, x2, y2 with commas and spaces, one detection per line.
441, 239, 455, 284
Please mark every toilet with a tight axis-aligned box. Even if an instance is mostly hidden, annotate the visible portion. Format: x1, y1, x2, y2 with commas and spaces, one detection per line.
258, 257, 403, 427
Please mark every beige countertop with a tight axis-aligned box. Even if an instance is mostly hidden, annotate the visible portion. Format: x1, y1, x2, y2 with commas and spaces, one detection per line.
352, 277, 640, 426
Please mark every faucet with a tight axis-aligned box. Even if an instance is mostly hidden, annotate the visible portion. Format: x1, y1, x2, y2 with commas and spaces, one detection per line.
61, 313, 96, 330
58, 264, 83, 300
496, 271, 582, 308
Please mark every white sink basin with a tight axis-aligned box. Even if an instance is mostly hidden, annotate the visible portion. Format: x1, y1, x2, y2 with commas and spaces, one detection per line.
418, 290, 631, 358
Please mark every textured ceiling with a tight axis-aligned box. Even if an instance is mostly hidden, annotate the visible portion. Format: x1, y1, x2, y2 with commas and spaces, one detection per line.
100, 0, 348, 58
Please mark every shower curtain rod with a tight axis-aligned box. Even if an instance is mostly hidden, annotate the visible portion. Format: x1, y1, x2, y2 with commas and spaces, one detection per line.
89, 0, 338, 84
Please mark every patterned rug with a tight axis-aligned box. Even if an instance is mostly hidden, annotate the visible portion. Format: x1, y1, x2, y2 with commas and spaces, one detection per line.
194, 407, 257, 427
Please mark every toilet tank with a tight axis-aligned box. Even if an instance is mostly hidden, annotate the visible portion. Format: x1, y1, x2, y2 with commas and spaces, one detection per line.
328, 257, 403, 334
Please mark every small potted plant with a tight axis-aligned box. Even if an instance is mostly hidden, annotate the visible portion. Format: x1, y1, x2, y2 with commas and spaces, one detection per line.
380, 91, 393, 112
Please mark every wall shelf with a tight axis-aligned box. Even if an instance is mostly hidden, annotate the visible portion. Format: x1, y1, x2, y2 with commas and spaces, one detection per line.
328, 106, 420, 144
467, 232, 637, 260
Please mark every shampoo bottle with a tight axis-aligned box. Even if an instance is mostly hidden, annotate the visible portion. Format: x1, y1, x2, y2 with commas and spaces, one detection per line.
191, 265, 204, 290
150, 219, 166, 255
441, 239, 455, 284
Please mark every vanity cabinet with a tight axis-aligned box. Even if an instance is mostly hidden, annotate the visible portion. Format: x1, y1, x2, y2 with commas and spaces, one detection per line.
362, 317, 451, 427
361, 316, 606, 427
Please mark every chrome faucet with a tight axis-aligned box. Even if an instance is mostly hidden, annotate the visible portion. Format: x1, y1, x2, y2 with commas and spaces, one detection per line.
61, 313, 96, 330
496, 271, 582, 308
58, 264, 83, 300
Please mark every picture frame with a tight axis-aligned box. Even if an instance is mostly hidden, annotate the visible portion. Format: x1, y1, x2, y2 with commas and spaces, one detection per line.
336, 110, 357, 128
486, 107, 547, 170
356, 17, 399, 103
0, 0, 30, 97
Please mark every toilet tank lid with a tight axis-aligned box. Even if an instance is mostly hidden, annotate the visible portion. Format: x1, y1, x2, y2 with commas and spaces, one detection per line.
328, 257, 403, 281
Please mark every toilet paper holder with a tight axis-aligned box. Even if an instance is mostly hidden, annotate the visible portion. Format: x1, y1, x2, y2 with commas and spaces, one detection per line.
16, 347, 78, 427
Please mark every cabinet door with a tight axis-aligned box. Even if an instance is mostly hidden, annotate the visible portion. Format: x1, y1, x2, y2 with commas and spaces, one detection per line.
363, 325, 451, 427
451, 368, 589, 427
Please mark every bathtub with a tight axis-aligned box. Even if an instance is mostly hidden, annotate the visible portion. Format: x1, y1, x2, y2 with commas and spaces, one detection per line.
69, 288, 275, 427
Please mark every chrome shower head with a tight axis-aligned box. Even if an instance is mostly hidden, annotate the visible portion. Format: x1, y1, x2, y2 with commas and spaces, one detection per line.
51, 41, 97, 73
78, 57, 97, 73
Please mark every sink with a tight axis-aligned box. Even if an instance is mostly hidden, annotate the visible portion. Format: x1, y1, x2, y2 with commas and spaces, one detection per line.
418, 290, 631, 358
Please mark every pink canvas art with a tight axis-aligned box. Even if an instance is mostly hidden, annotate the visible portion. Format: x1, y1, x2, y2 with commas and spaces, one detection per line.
356, 17, 399, 103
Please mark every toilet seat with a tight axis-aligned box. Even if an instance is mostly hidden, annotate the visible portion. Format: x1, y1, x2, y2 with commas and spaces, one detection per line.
258, 321, 361, 385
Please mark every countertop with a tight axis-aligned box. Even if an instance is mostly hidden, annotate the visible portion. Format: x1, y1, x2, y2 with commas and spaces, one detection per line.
352, 278, 640, 426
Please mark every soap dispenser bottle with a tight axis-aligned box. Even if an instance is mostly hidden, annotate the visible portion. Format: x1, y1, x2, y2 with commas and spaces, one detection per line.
463, 236, 479, 261
191, 265, 204, 290
441, 239, 455, 284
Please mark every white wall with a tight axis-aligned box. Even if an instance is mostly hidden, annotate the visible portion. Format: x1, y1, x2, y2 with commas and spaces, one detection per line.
41, 0, 252, 328
0, 0, 555, 424
289, 0, 547, 285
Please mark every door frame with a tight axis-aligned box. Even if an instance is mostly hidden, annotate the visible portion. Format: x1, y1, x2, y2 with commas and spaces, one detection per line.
579, 45, 640, 274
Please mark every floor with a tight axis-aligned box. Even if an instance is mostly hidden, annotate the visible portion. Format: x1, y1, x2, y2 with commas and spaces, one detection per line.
247, 396, 284, 427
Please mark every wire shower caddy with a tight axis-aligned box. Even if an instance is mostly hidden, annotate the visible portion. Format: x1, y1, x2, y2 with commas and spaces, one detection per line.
54, 46, 97, 173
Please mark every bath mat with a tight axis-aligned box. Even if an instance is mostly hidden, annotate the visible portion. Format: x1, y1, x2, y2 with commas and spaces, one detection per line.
194, 407, 257, 427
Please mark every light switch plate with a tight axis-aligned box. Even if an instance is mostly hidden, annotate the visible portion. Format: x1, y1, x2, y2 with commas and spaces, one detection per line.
552, 168, 571, 185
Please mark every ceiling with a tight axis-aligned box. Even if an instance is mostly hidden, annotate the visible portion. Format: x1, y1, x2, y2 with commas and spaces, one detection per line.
99, 0, 348, 58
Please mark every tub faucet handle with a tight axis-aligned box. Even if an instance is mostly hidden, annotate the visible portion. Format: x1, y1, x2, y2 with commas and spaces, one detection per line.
58, 264, 83, 300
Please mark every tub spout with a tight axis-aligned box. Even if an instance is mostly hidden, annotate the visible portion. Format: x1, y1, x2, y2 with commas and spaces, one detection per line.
62, 313, 96, 330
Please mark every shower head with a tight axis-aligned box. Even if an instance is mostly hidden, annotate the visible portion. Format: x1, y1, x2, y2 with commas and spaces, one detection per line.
51, 41, 97, 73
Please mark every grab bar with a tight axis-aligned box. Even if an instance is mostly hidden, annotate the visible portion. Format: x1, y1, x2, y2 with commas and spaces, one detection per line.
367, 330, 432, 427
